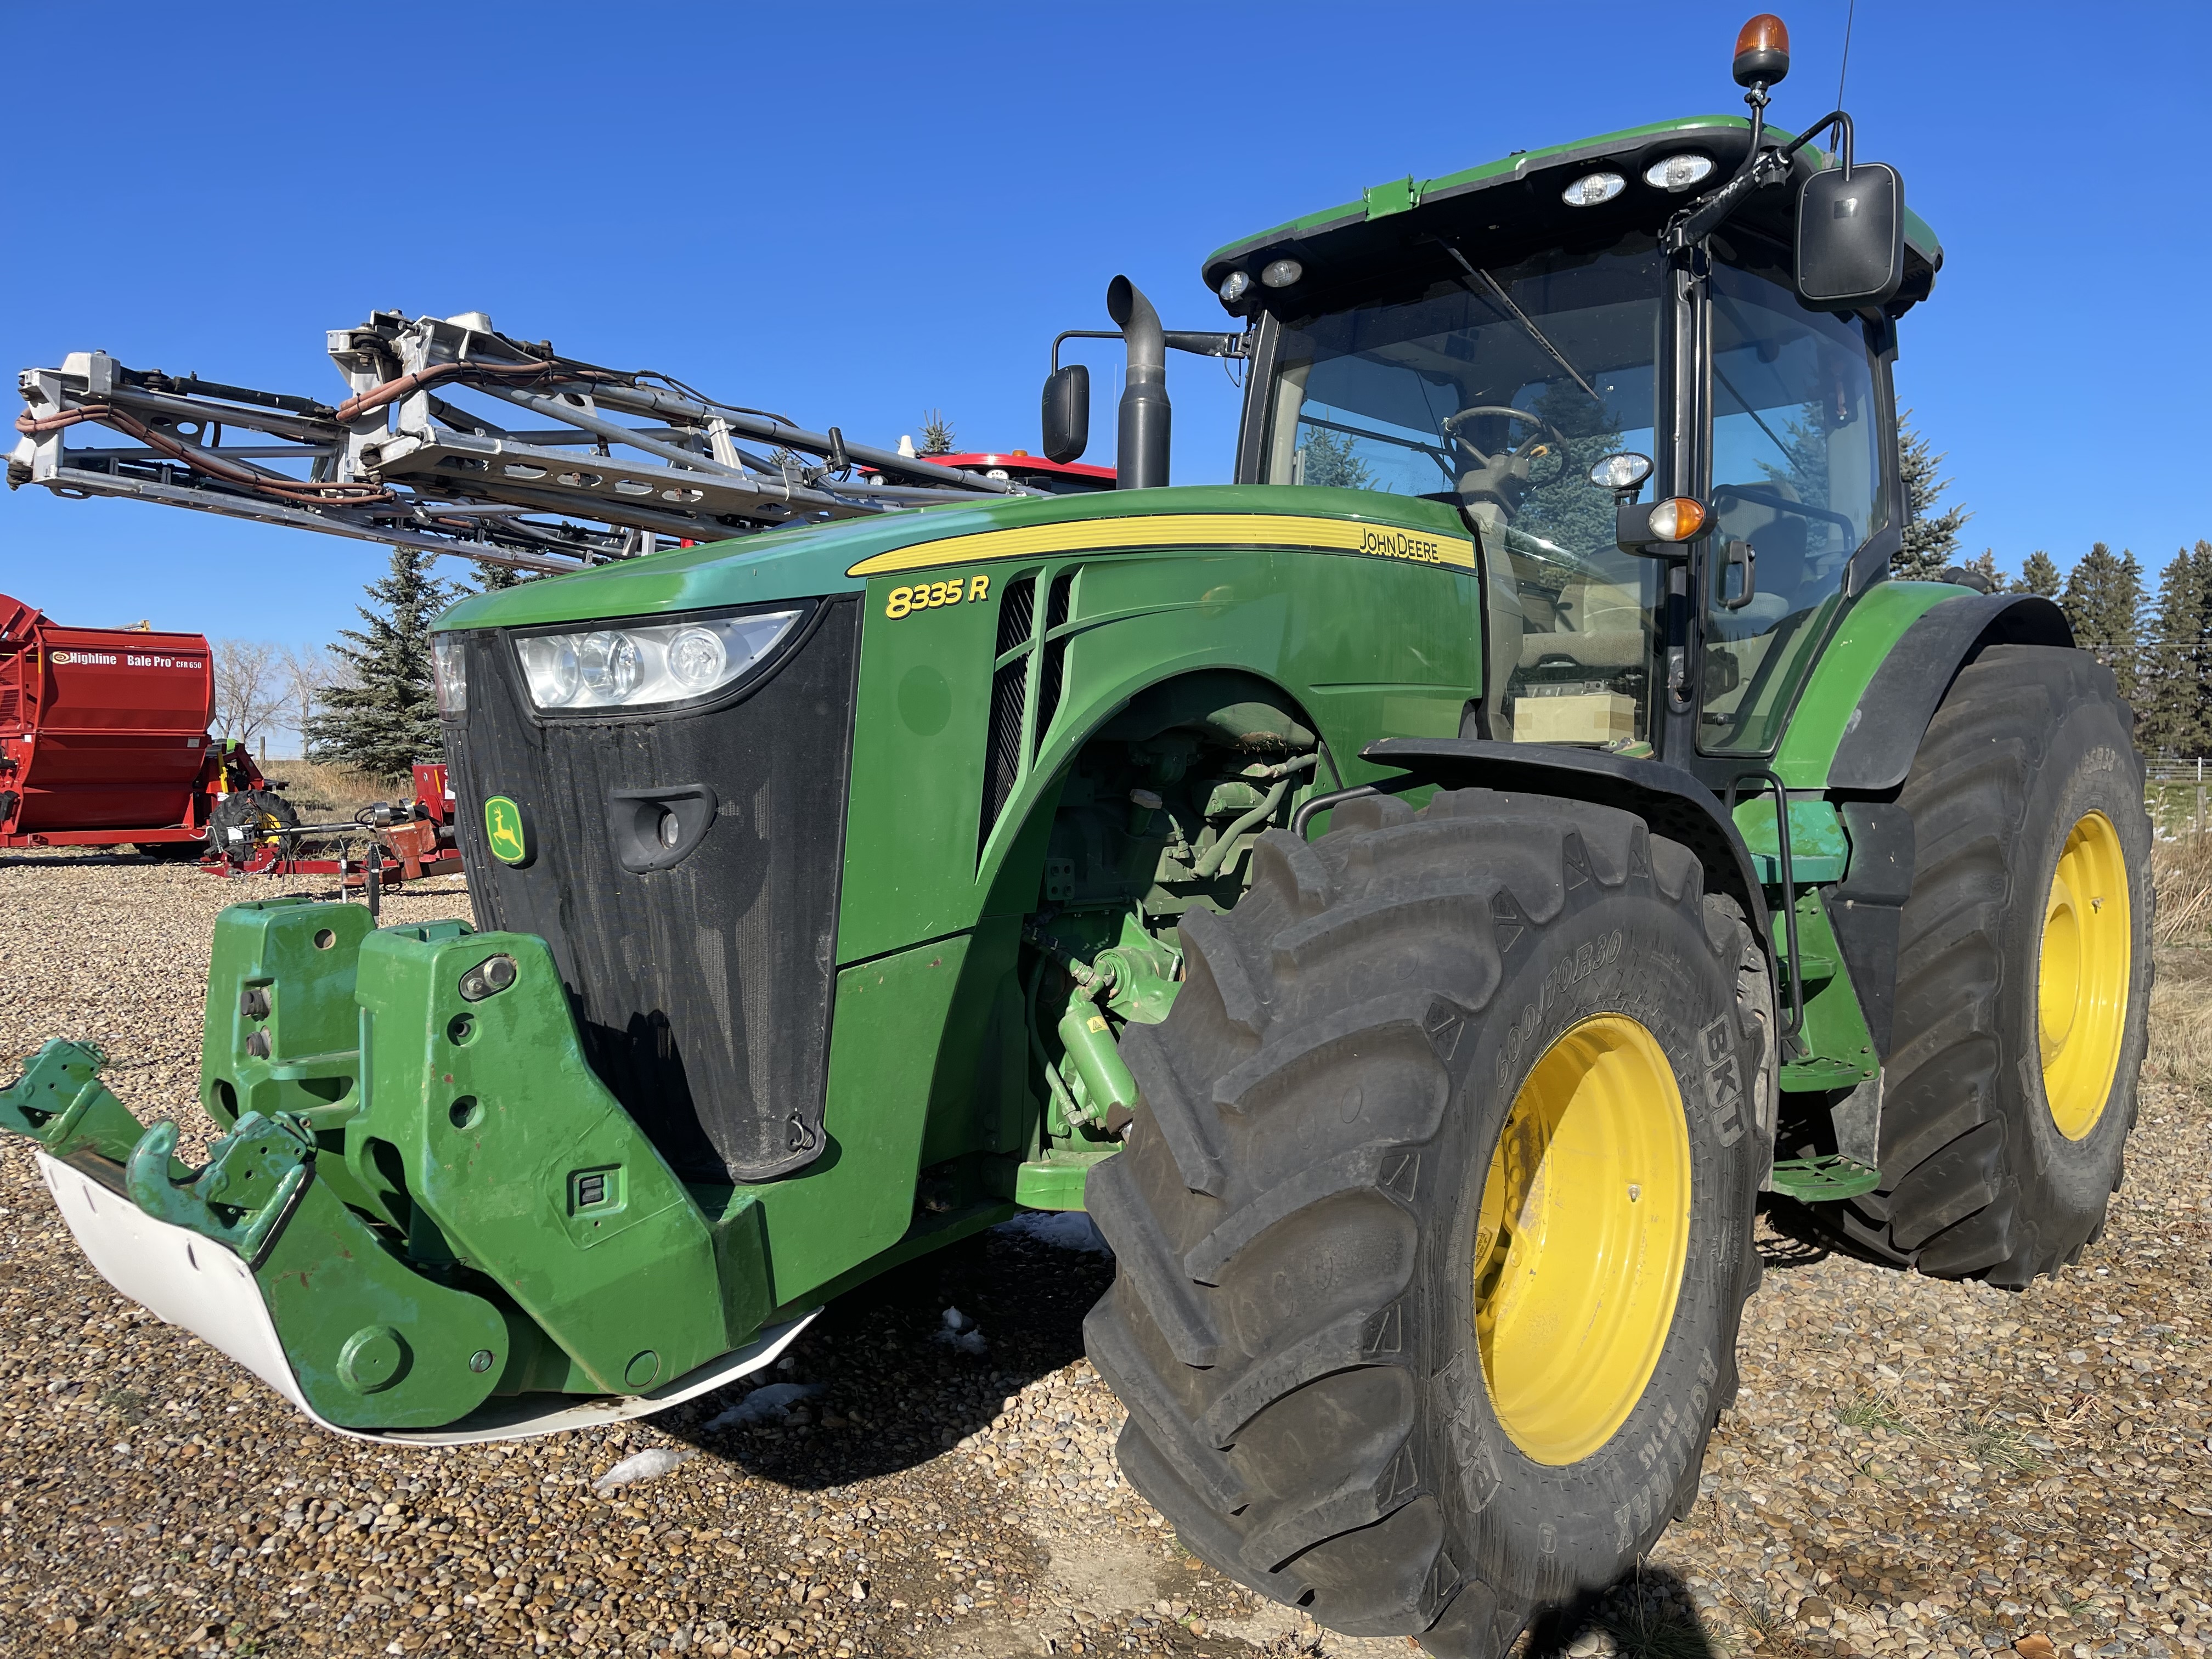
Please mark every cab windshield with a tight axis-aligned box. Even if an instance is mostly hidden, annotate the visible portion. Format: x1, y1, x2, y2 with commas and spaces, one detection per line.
1262, 239, 1666, 746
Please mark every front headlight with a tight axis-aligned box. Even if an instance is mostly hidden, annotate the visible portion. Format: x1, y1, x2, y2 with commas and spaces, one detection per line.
431, 633, 469, 716
513, 608, 805, 712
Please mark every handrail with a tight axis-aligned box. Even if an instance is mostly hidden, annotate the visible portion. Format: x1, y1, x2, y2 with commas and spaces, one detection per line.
1724, 768, 1805, 1040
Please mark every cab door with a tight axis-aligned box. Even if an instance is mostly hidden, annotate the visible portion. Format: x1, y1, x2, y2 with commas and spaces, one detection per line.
1693, 241, 1899, 758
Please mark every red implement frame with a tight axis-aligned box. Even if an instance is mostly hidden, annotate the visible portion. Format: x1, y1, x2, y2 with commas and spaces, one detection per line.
215, 763, 464, 889
0, 591, 275, 850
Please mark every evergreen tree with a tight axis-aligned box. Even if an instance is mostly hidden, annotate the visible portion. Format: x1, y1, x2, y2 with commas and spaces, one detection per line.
2138, 543, 2212, 755
1514, 380, 1624, 555
1758, 398, 1835, 512
1958, 548, 2004, 591
2132, 548, 2203, 756
1295, 425, 1375, 490
2012, 550, 2062, 597
471, 557, 540, 591
305, 547, 456, 776
2194, 539, 2212, 746
1893, 408, 1971, 580
2059, 542, 2146, 703
918, 409, 956, 455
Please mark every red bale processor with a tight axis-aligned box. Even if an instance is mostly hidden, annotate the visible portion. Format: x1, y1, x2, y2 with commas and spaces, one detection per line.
0, 591, 258, 855
0, 593, 460, 897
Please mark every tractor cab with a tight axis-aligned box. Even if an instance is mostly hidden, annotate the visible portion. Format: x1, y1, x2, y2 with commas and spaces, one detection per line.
1203, 75, 1939, 776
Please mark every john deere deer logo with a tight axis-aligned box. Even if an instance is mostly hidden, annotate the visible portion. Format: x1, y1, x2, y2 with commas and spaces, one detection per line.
483, 796, 533, 867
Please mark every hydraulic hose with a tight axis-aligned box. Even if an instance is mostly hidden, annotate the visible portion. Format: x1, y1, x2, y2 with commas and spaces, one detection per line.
14, 404, 397, 505
1192, 752, 1321, 879
332, 356, 566, 425
1025, 955, 1084, 1132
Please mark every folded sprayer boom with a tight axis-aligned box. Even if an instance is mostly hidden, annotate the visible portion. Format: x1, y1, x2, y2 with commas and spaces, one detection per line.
9, 310, 1037, 571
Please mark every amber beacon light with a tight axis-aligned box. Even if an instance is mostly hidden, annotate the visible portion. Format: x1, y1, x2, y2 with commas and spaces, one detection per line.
1646, 498, 1707, 543
1733, 14, 1792, 89
1614, 495, 1709, 554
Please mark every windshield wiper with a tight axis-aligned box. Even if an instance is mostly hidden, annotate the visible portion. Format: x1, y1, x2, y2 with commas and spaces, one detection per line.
1297, 412, 1456, 473
1435, 240, 1606, 410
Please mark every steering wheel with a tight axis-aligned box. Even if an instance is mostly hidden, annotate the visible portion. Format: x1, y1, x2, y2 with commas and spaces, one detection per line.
1440, 405, 1567, 471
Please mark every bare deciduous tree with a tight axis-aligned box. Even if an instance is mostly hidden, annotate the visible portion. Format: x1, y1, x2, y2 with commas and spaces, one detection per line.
210, 639, 287, 746
278, 645, 337, 751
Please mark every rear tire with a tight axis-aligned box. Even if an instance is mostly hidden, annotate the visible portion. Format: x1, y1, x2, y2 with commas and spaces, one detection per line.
1083, 789, 1765, 1656
1835, 645, 2151, 1285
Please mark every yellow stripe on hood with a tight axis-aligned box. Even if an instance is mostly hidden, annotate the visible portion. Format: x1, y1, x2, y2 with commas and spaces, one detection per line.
845, 513, 1474, 577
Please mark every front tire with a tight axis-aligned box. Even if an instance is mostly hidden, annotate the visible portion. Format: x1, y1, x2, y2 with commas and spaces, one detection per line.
1083, 789, 1766, 1656
1837, 644, 2152, 1284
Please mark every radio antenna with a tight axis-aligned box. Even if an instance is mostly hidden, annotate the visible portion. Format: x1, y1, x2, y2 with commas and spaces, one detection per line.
1836, 0, 1858, 107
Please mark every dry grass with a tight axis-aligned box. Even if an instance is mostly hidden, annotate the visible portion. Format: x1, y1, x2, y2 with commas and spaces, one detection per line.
1833, 1387, 2043, 1473
2149, 826, 2212, 1094
257, 757, 395, 821
2146, 953, 2212, 1094
2153, 826, 2212, 945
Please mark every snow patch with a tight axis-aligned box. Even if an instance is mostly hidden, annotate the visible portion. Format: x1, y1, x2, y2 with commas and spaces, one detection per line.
936, 1306, 988, 1356
702, 1381, 825, 1432
591, 1447, 697, 1493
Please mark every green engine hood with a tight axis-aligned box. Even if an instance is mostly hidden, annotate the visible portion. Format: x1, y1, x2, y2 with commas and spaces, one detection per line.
434, 484, 1475, 630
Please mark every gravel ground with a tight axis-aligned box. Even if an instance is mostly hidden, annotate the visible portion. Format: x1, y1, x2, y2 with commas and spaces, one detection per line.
2, 852, 2209, 1659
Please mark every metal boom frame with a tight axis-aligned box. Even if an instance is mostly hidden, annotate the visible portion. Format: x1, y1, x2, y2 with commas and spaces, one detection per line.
9, 310, 1040, 572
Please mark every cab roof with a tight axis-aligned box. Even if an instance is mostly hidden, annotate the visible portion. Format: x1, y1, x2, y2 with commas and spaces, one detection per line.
1203, 115, 1943, 318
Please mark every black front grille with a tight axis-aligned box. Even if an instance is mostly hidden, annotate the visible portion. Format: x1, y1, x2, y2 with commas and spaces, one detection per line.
444, 599, 859, 1183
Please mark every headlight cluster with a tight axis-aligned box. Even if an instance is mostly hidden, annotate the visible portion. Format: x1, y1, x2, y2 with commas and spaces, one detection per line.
431, 633, 470, 716
514, 608, 804, 712
1562, 154, 1714, 206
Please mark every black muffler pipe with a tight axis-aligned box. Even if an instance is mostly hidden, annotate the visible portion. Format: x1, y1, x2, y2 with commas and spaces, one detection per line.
1107, 276, 1169, 489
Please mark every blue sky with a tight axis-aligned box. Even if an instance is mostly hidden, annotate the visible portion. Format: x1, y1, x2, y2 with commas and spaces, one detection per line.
3, 0, 2205, 651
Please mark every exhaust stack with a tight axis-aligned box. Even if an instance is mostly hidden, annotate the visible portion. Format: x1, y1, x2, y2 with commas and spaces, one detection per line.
1107, 276, 1169, 489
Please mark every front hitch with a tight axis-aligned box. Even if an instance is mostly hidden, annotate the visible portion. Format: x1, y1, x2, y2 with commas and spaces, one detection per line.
2, 896, 805, 1441
3, 1038, 511, 1431
1, 1038, 312, 1267
127, 1113, 317, 1269
0, 1040, 170, 1168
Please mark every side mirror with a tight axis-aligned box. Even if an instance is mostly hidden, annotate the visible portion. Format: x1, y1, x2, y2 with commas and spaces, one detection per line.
1041, 364, 1090, 464
1796, 162, 1905, 312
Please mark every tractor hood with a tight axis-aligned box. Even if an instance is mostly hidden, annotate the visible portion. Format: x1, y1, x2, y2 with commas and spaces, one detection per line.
435, 483, 1471, 630
1202, 115, 1944, 322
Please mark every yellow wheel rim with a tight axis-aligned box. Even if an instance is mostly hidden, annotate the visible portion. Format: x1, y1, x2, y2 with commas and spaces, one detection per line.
2039, 810, 2131, 1140
1473, 1013, 1691, 1466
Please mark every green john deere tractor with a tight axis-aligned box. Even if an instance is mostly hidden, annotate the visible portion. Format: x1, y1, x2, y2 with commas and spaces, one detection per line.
2, 15, 2151, 1656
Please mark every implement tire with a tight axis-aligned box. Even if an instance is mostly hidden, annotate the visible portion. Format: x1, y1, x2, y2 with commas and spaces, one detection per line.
205, 789, 300, 868
1836, 645, 2151, 1285
1082, 789, 1767, 1656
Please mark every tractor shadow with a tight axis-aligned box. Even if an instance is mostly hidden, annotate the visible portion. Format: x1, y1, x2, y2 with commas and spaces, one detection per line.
1755, 1190, 1905, 1274
1751, 1094, 1908, 1275
653, 1219, 1115, 1489
1522, 1567, 1737, 1659
0, 850, 164, 869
